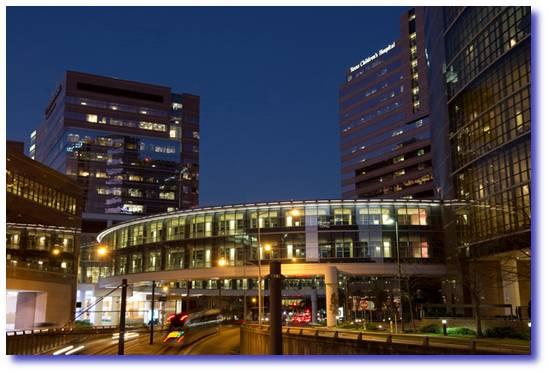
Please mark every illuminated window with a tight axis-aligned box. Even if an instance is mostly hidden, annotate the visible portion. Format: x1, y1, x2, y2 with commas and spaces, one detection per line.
383, 241, 392, 258
393, 155, 405, 163
515, 111, 524, 130
86, 114, 98, 123
128, 188, 142, 197
123, 204, 144, 214
159, 191, 175, 200
169, 125, 180, 139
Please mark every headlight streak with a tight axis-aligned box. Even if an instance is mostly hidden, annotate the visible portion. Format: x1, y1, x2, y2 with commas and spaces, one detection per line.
52, 345, 74, 355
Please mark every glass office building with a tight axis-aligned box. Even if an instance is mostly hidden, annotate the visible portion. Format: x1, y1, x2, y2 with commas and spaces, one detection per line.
29, 72, 200, 300
6, 141, 83, 330
425, 6, 531, 316
30, 71, 200, 235
92, 199, 446, 327
340, 8, 434, 199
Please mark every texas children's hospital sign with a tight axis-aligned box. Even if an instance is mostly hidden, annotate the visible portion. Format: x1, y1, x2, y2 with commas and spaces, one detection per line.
349, 41, 396, 73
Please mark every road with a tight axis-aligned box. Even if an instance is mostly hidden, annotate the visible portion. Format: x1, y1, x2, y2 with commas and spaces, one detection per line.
45, 325, 241, 355
183, 325, 240, 355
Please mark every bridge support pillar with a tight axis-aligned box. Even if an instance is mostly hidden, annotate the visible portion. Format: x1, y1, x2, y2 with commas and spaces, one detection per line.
311, 288, 318, 324
325, 266, 338, 328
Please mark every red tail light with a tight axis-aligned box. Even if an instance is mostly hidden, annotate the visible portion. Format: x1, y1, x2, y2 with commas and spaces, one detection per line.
167, 314, 175, 322
180, 315, 188, 322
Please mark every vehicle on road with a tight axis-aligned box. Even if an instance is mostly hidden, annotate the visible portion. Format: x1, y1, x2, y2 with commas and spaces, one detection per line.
163, 309, 223, 346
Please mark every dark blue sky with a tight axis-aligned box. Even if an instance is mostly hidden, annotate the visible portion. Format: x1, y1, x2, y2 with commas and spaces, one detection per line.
7, 6, 406, 206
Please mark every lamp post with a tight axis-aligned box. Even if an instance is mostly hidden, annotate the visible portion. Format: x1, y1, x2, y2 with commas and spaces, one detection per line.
442, 319, 448, 336
257, 216, 264, 326
97, 245, 108, 257
386, 217, 402, 333
150, 280, 155, 345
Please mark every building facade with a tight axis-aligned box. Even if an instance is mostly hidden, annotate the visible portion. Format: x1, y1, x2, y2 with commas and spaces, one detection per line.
91, 199, 446, 327
29, 71, 200, 297
425, 6, 531, 317
340, 8, 434, 199
6, 141, 83, 330
30, 71, 200, 236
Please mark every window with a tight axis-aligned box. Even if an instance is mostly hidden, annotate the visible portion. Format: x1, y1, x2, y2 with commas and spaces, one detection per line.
147, 221, 163, 243
122, 204, 144, 214
333, 208, 353, 225
117, 256, 127, 275
191, 248, 204, 268
128, 188, 142, 197
130, 253, 143, 273
166, 248, 185, 269
167, 218, 185, 240
393, 155, 405, 164
383, 240, 392, 258
128, 175, 143, 182
412, 241, 429, 258
335, 239, 353, 258
86, 114, 98, 123
146, 250, 161, 272
131, 225, 144, 245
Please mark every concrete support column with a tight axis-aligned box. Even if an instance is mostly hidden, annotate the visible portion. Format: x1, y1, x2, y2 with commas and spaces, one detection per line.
324, 266, 338, 328
15, 292, 37, 330
93, 297, 104, 326
501, 259, 521, 316
311, 288, 318, 324
111, 296, 121, 326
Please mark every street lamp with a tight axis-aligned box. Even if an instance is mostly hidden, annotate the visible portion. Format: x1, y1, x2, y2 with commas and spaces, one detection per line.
385, 217, 402, 334
52, 247, 61, 256
97, 245, 108, 257
218, 257, 227, 267
442, 319, 448, 336
257, 242, 272, 325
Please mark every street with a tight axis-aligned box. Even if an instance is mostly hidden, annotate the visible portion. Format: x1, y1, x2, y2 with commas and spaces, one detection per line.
45, 325, 241, 356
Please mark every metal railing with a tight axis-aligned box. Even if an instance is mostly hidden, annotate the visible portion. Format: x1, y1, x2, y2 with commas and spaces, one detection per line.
6, 325, 125, 355
243, 324, 530, 355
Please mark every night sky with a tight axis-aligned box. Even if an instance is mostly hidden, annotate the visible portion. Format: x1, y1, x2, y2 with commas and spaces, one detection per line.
7, 6, 406, 206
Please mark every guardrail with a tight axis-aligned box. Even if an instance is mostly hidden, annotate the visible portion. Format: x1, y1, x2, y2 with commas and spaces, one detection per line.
241, 324, 530, 355
6, 325, 138, 355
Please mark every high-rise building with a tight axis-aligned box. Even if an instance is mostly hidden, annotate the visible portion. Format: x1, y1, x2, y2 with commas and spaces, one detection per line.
6, 141, 83, 329
425, 6, 531, 317
340, 8, 434, 199
30, 71, 200, 238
